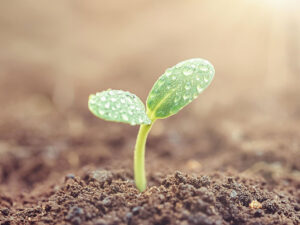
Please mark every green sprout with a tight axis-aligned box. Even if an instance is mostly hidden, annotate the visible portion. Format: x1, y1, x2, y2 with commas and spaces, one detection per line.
88, 58, 215, 192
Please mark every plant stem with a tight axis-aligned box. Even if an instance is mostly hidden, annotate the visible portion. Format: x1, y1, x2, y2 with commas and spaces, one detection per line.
134, 123, 153, 192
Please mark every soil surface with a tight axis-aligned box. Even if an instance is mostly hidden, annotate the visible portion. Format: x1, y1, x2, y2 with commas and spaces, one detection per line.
0, 73, 299, 225
2, 170, 300, 225
1, 1, 300, 224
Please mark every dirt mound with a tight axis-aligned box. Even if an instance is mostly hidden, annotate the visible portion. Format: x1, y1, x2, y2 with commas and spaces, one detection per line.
1, 170, 299, 225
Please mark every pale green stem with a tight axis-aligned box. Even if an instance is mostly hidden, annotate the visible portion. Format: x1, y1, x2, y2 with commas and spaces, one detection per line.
134, 123, 153, 192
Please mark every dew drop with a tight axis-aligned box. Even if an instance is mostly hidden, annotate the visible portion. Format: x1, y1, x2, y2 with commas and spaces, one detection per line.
121, 99, 125, 104
130, 121, 136, 126
197, 86, 203, 93
204, 74, 210, 82
175, 62, 182, 69
112, 106, 116, 110
116, 103, 121, 108
108, 90, 114, 95
172, 76, 176, 80
138, 118, 143, 123
200, 66, 208, 72
165, 69, 172, 77
148, 94, 154, 101
185, 82, 191, 90
105, 103, 110, 109
111, 97, 117, 102
101, 96, 106, 101
183, 95, 189, 101
112, 113, 117, 119
126, 97, 133, 104
89, 99, 96, 104
193, 93, 198, 99
174, 95, 181, 103
128, 111, 133, 115
122, 114, 129, 121
98, 110, 105, 115
157, 80, 164, 87
183, 68, 193, 76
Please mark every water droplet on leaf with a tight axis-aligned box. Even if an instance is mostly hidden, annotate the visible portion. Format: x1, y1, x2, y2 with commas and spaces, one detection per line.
122, 114, 129, 121
185, 82, 191, 90
165, 69, 172, 77
200, 66, 208, 72
174, 95, 181, 103
197, 86, 203, 93
183, 68, 193, 76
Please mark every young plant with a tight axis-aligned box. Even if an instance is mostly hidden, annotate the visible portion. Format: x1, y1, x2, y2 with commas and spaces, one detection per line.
88, 58, 215, 192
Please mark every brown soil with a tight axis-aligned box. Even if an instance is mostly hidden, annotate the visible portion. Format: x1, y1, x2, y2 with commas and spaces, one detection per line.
0, 74, 299, 225
2, 170, 300, 225
1, 1, 300, 224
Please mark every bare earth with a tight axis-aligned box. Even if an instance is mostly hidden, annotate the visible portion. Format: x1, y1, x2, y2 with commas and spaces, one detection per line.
0, 1, 299, 224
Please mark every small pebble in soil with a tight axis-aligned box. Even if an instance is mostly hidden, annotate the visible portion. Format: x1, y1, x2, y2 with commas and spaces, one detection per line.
86, 169, 113, 185
132, 206, 142, 215
126, 212, 133, 223
249, 200, 262, 209
102, 197, 112, 207
254, 209, 264, 217
65, 206, 84, 225
263, 200, 279, 213
199, 176, 211, 187
230, 190, 237, 198
1, 208, 9, 216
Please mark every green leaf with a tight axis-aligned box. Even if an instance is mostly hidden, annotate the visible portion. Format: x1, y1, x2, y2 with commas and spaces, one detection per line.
147, 58, 215, 120
89, 90, 151, 125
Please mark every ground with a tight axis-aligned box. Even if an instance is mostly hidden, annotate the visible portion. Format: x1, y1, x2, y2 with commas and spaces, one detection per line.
0, 0, 300, 224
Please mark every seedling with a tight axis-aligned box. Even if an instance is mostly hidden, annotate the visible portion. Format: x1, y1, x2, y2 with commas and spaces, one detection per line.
88, 58, 215, 192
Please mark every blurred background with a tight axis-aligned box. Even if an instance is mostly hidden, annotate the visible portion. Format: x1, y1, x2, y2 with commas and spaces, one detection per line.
0, 0, 299, 192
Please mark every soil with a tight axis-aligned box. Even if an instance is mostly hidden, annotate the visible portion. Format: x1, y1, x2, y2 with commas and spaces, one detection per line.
2, 170, 300, 225
0, 1, 300, 224
0, 73, 299, 225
